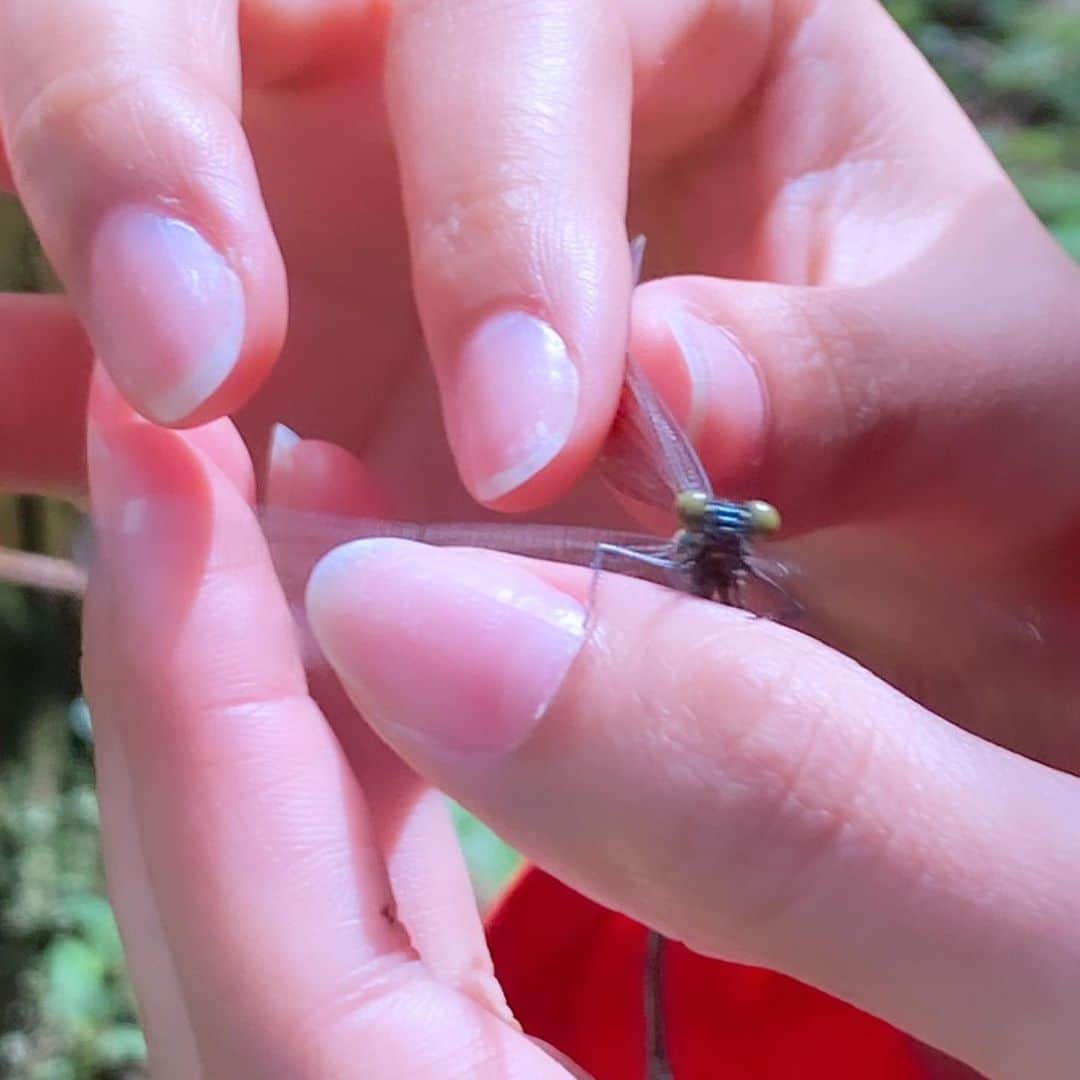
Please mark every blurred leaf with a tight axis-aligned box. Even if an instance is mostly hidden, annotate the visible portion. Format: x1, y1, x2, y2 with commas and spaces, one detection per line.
41, 938, 107, 1026
29, 1060, 76, 1080
1050, 221, 1080, 260
450, 802, 522, 912
96, 1025, 147, 1068
57, 896, 123, 969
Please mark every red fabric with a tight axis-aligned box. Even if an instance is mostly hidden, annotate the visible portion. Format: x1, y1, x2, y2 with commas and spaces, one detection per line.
486, 866, 927, 1079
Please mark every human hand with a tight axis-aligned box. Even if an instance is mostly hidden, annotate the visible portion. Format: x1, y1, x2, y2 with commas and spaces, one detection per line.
301, 388, 1080, 1080
82, 376, 606, 1077
83, 268, 1080, 1080
39, 6, 1080, 1074
272, 13, 1080, 1078
3, 1, 1074, 529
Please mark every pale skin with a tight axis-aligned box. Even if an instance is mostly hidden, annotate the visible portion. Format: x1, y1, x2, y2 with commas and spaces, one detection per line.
3, 1, 1080, 1077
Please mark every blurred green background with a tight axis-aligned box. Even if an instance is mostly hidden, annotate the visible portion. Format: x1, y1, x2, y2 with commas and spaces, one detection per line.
1, 4, 1078, 1076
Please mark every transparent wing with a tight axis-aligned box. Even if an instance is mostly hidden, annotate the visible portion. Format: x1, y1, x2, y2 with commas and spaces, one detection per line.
598, 356, 712, 512
256, 505, 663, 608
598, 236, 711, 511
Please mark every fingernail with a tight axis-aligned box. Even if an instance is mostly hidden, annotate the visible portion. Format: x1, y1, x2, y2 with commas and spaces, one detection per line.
269, 421, 301, 461
450, 312, 579, 502
265, 422, 302, 502
668, 311, 765, 449
88, 209, 246, 424
306, 539, 586, 757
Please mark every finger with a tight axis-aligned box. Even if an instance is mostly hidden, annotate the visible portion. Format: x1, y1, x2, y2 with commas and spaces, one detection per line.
385, 0, 633, 510
308, 542, 1080, 1079
82, 415, 566, 1076
93, 698, 202, 1075
264, 423, 394, 517
619, 0, 773, 165
265, 424, 512, 1011
0, 2, 286, 426
628, 0, 1014, 282
0, 294, 91, 494
87, 363, 256, 502
620, 0, 1080, 535
629, 222, 1080, 536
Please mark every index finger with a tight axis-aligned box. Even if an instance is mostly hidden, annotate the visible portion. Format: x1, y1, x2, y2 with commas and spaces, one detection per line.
386, 0, 634, 511
0, 0, 286, 426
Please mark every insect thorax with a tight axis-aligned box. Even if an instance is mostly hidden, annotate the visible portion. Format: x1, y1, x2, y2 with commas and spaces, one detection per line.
674, 528, 749, 602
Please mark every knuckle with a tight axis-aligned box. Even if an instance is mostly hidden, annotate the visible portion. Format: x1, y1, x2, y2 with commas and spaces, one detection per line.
302, 955, 516, 1077
9, 60, 147, 162
300, 952, 425, 1038
6, 61, 235, 195
642, 632, 892, 949
774, 289, 914, 503
412, 178, 549, 298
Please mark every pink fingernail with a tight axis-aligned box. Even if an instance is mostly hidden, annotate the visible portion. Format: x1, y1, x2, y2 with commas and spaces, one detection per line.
265, 421, 302, 503
448, 312, 579, 502
668, 311, 765, 454
306, 539, 586, 757
88, 209, 246, 424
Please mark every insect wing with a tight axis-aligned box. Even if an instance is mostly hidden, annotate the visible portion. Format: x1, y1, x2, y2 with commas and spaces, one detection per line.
598, 354, 712, 512
598, 235, 711, 511
740, 553, 806, 622
256, 504, 663, 606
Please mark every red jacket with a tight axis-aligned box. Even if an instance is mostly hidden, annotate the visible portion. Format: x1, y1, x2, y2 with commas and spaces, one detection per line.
487, 866, 973, 1079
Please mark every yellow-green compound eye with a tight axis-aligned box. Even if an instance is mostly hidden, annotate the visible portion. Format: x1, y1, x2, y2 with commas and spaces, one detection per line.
674, 490, 709, 526
746, 499, 782, 535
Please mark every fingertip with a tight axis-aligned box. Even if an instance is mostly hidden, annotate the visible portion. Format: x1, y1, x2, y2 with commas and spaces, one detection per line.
446, 311, 582, 506
268, 420, 302, 460
89, 362, 256, 501
264, 420, 302, 502
306, 541, 587, 758
665, 309, 767, 469
2, 7, 289, 431
263, 427, 394, 516
386, 0, 632, 508
631, 280, 771, 495
86, 209, 242, 423
84, 200, 287, 430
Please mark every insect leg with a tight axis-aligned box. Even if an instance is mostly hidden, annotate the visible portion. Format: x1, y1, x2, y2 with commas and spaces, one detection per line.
740, 563, 806, 624
595, 543, 680, 575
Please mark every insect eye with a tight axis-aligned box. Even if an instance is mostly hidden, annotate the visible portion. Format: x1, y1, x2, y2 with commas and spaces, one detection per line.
674, 491, 709, 526
746, 500, 782, 536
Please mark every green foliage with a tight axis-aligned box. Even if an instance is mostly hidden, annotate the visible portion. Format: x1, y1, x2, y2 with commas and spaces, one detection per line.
888, 0, 1080, 257
450, 803, 523, 912
0, 700, 143, 1078
1, 5, 1078, 1074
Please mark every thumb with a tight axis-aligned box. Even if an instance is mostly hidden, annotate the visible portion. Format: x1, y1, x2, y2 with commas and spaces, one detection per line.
630, 198, 1080, 535
306, 541, 1080, 1080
